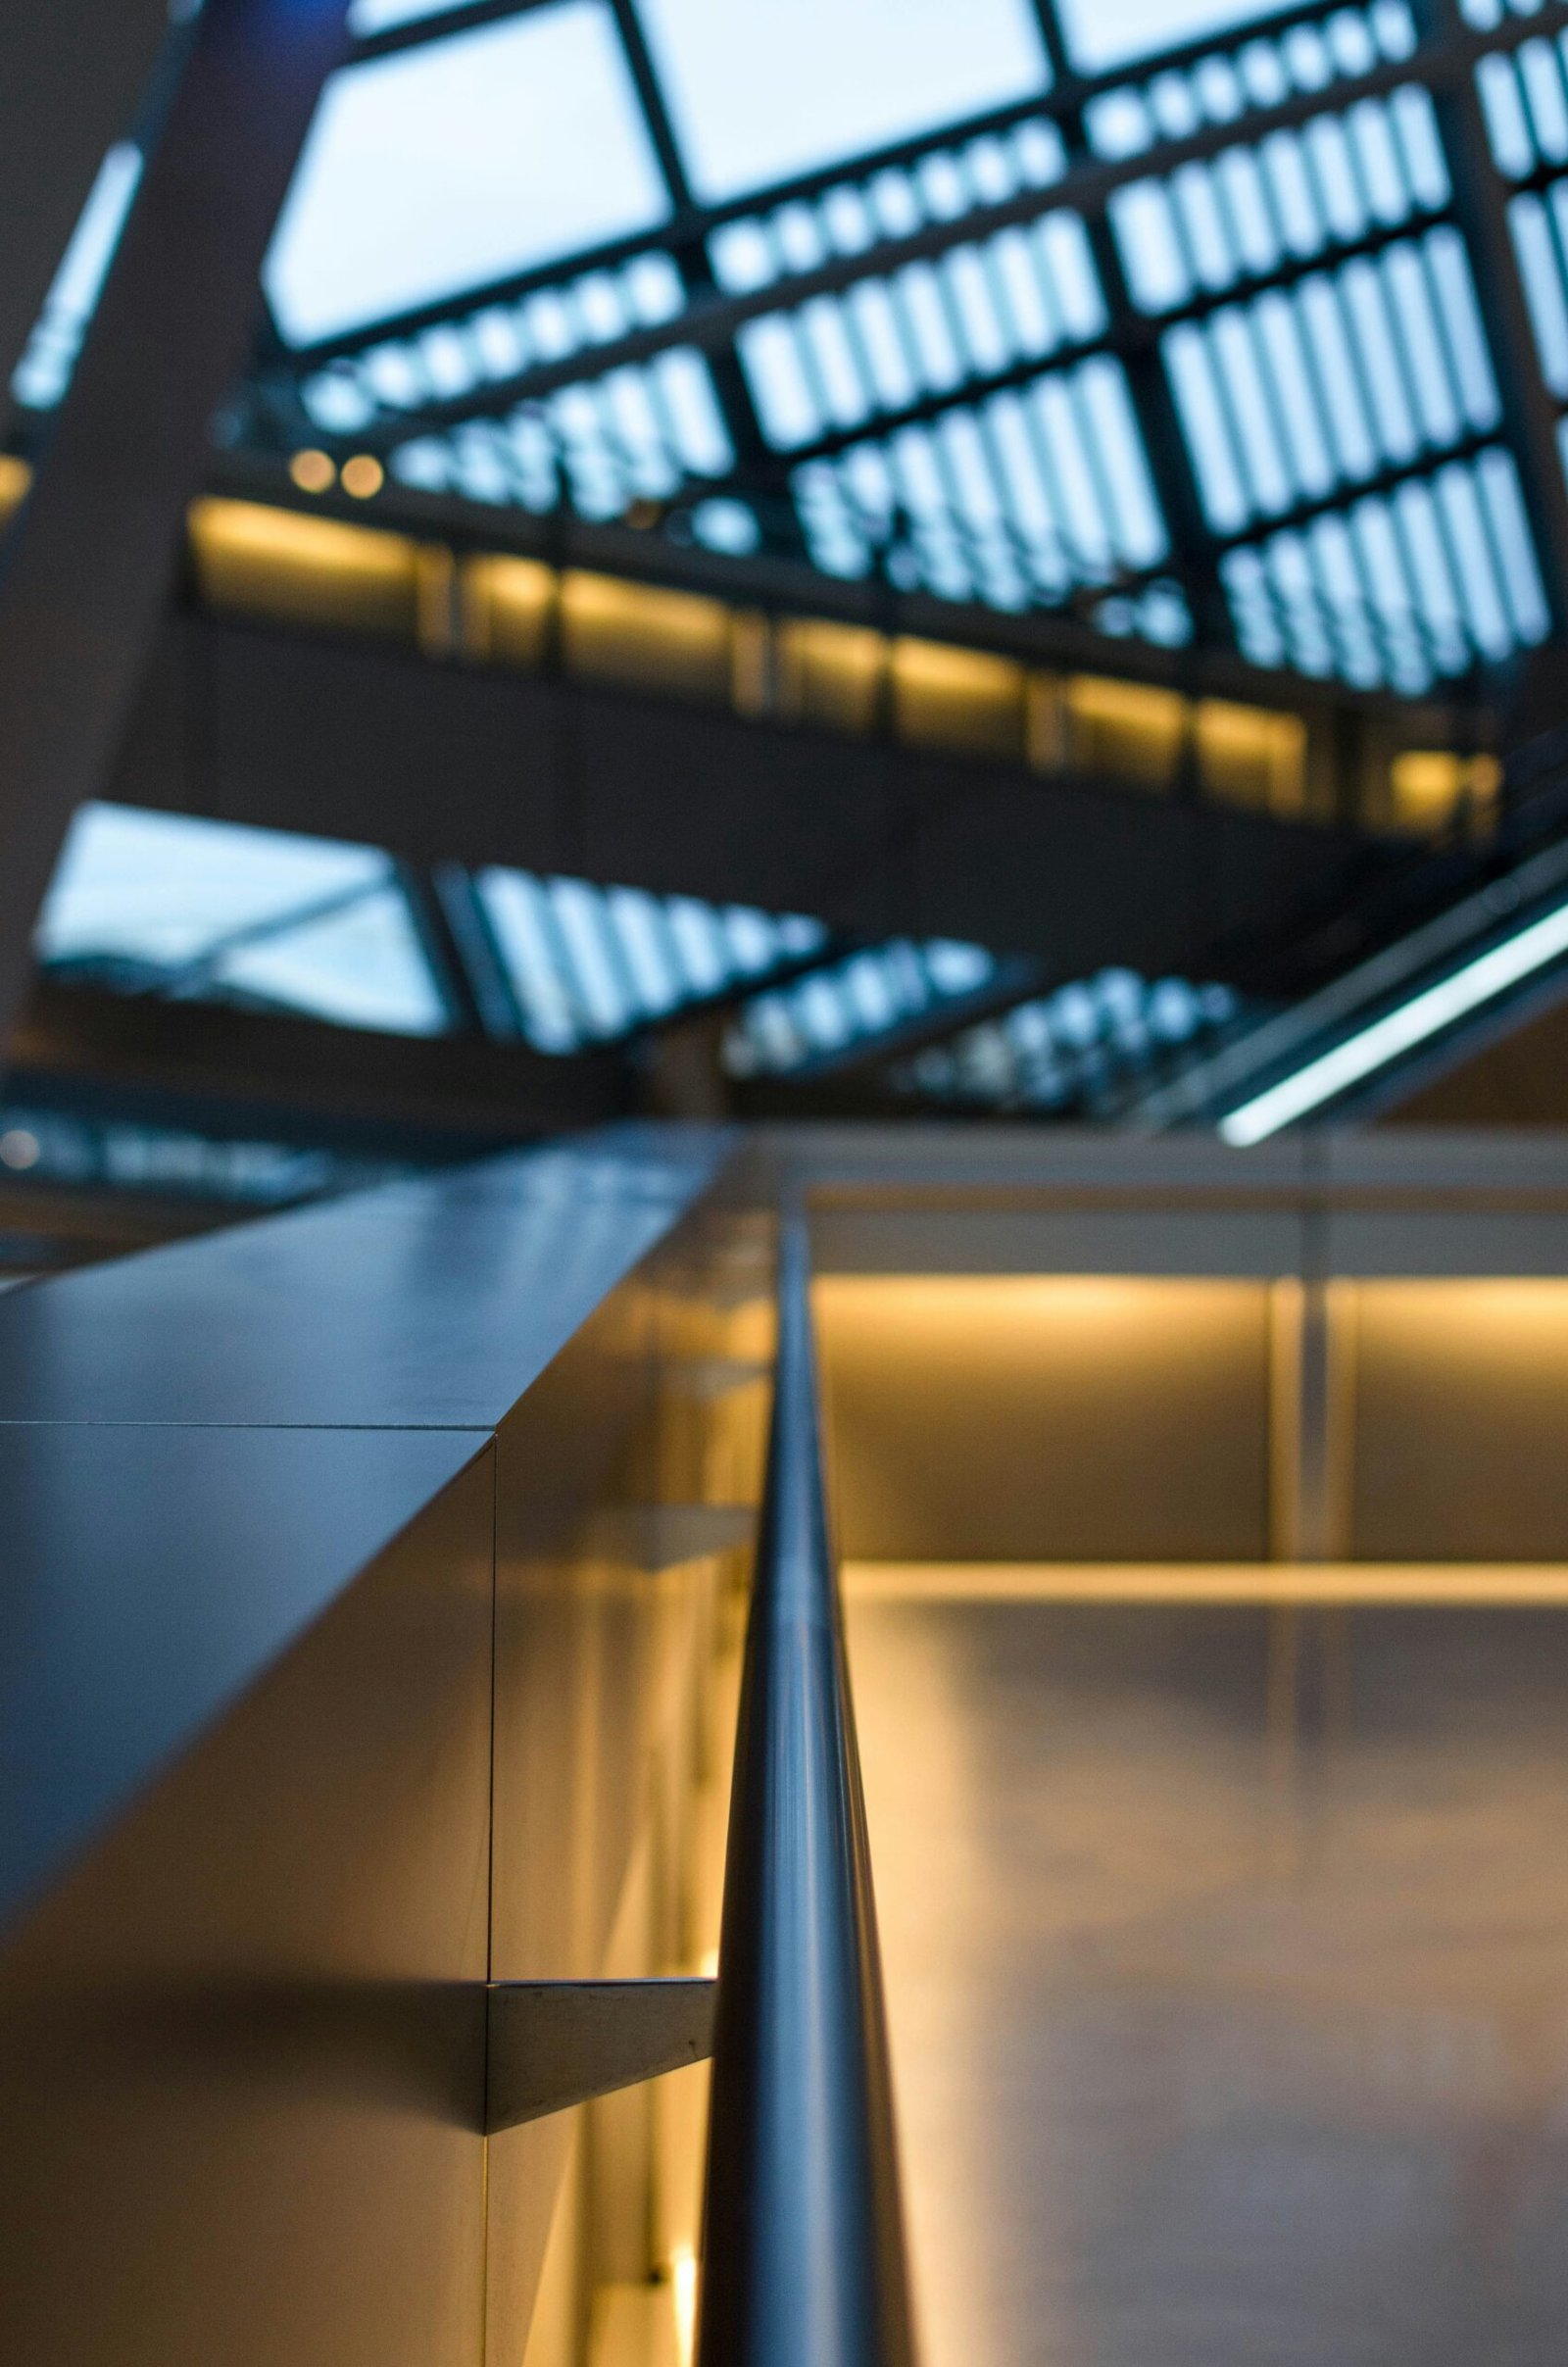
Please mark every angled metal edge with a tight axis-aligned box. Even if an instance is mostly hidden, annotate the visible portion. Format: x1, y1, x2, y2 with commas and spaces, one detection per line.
485, 1977, 717, 2134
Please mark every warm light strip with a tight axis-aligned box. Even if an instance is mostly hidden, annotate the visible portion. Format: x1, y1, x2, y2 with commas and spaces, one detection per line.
843, 1562, 1568, 1605
1219, 895, 1568, 1144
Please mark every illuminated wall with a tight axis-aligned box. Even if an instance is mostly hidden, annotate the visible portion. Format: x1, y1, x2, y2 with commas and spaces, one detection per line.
819, 1272, 1568, 1567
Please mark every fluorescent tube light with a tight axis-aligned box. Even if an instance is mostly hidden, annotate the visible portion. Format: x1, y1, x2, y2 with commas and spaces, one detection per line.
1219, 893, 1568, 1146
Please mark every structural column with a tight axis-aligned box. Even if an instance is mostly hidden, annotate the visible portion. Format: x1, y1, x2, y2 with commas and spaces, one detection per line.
0, 0, 355, 1058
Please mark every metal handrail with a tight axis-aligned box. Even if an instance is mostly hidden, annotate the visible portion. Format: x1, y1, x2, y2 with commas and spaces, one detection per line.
697, 1220, 917, 2367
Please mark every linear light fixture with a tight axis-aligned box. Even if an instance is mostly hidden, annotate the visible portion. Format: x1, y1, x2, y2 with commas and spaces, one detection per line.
1219, 893, 1568, 1146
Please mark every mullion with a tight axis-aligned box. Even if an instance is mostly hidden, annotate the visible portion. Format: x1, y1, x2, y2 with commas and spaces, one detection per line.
1465, 450, 1539, 647
982, 389, 1072, 588
1416, 223, 1496, 433
1060, 366, 1139, 573
1250, 291, 1334, 506
1202, 164, 1321, 504
1352, 497, 1438, 686
1019, 380, 1107, 582
1275, 283, 1351, 496
1368, 241, 1447, 458
1384, 478, 1456, 672
1317, 266, 1400, 490
280, 4, 1566, 376
1303, 515, 1378, 680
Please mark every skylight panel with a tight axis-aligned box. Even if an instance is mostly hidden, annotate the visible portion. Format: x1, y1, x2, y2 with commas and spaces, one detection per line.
739, 319, 819, 447
1477, 449, 1550, 642
475, 869, 581, 1050
607, 889, 683, 1014
38, 806, 387, 969
1054, 0, 1298, 75
653, 350, 734, 474
631, 0, 1050, 203
666, 901, 728, 995
349, 0, 471, 31
850, 284, 918, 409
215, 890, 448, 1036
1513, 195, 1568, 396
266, 2, 668, 346
550, 878, 634, 1032
1113, 183, 1191, 311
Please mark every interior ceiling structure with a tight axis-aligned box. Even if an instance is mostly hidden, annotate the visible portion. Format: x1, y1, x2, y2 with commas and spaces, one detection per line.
20, 0, 1568, 702
10, 0, 1568, 1155
236, 0, 1568, 699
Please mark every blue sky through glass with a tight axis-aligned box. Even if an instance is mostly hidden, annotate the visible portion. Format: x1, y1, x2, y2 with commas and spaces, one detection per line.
1052, 0, 1298, 74
266, 0, 668, 344
631, 0, 1050, 201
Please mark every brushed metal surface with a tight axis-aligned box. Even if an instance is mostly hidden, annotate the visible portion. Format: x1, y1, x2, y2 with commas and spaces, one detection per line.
0, 1131, 739, 2367
0, 1452, 495, 2367
849, 1592, 1568, 2367
0, 1124, 731, 1427
0, 1422, 490, 1933
817, 1276, 1272, 1562
484, 1206, 752, 2363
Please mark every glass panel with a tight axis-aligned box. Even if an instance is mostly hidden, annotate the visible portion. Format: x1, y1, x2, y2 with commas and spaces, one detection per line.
632, 0, 1050, 202
266, 1, 668, 344
349, 0, 474, 31
1054, 0, 1298, 75
38, 805, 389, 968
214, 889, 448, 1035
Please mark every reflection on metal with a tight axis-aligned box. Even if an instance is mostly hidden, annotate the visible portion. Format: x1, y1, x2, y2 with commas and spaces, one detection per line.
842, 1562, 1568, 1604
586, 1502, 757, 1570
484, 1979, 716, 2135
1268, 1276, 1355, 1563
698, 1223, 916, 2367
669, 1356, 772, 1398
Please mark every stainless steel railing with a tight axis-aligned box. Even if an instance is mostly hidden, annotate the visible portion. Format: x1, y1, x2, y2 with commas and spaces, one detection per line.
697, 1218, 916, 2367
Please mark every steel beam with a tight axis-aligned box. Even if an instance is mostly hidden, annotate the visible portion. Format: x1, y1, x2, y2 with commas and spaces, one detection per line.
211, 450, 1486, 728
13, 972, 632, 1146
0, 0, 355, 1060
302, 5, 1568, 438
110, 607, 1373, 985
0, 0, 174, 401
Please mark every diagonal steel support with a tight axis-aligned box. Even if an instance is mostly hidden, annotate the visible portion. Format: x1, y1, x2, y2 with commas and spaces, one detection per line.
485, 1977, 717, 2133
0, 0, 355, 1063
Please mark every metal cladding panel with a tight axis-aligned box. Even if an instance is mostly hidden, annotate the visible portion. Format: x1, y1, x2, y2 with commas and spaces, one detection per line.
0, 1446, 495, 2367
0, 1422, 491, 1935
0, 1125, 731, 1427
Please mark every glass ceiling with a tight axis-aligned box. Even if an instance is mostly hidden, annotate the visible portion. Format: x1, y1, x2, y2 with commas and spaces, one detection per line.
36, 804, 1230, 1117
17, 0, 1568, 699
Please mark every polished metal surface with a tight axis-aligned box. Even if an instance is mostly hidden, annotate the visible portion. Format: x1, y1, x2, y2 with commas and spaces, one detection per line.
848, 1587, 1568, 2367
486, 1979, 716, 2132
698, 1224, 915, 2367
0, 1421, 489, 1933
0, 1123, 731, 1426
0, 1454, 495, 2367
